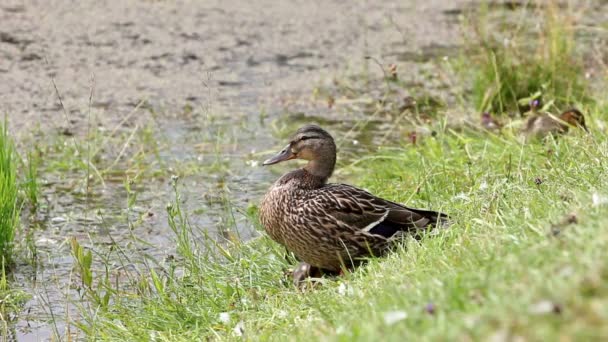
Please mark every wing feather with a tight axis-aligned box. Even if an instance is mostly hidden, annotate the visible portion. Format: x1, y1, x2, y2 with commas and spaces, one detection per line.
307, 184, 446, 238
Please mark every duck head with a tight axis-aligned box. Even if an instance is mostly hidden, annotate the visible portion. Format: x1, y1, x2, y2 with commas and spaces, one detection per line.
560, 109, 589, 133
263, 125, 337, 179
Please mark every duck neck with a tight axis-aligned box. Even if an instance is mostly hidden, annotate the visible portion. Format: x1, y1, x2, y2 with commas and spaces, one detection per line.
304, 153, 335, 183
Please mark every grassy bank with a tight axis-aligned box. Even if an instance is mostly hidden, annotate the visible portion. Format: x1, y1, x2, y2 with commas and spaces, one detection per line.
72, 99, 608, 340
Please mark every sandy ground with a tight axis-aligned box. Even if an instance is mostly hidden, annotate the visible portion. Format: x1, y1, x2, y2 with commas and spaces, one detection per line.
1, 0, 468, 137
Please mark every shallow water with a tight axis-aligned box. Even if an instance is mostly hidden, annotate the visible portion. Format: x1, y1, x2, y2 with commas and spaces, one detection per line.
2, 0, 607, 340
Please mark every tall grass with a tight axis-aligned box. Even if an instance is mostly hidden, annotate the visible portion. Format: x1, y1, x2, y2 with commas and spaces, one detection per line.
71, 175, 288, 340
22, 151, 39, 211
0, 119, 18, 264
466, 1, 590, 114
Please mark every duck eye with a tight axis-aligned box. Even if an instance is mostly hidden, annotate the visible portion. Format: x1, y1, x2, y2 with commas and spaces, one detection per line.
300, 136, 314, 141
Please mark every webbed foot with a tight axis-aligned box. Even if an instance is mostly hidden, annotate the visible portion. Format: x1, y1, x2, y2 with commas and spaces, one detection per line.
292, 262, 322, 287
290, 262, 343, 289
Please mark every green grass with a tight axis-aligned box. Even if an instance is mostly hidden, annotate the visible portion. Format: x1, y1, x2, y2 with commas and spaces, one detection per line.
0, 120, 31, 341
22, 151, 39, 210
463, 1, 591, 114
0, 263, 31, 340
0, 119, 18, 265
70, 101, 608, 340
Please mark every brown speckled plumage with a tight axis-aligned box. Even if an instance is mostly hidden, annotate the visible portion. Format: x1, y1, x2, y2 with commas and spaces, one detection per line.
523, 108, 589, 140
259, 125, 449, 277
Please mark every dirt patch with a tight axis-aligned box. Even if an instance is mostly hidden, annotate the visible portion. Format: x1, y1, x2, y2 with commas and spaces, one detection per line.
1, 0, 468, 135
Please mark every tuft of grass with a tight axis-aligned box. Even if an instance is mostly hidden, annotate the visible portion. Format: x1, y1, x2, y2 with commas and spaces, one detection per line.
0, 119, 18, 265
0, 261, 31, 340
22, 150, 39, 210
71, 175, 290, 340
464, 1, 591, 114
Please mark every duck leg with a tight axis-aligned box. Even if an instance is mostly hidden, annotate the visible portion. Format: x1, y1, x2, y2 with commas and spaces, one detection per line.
292, 262, 343, 287
292, 262, 321, 286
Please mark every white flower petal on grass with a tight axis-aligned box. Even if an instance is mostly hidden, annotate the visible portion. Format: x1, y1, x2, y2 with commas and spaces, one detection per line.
383, 310, 407, 325
337, 283, 354, 296
523, 207, 531, 219
454, 192, 470, 201
529, 300, 562, 315
219, 312, 231, 324
233, 321, 245, 337
336, 325, 346, 334
479, 181, 488, 190
592, 193, 608, 207
529, 301, 554, 314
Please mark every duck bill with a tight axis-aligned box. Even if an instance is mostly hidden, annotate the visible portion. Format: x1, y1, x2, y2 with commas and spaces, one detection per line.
582, 123, 590, 133
263, 144, 296, 165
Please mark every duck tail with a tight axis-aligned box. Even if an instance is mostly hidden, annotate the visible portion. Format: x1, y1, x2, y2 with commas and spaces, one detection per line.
410, 207, 452, 229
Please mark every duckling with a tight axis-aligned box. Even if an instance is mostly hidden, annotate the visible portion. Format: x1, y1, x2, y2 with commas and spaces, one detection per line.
523, 108, 589, 140
259, 125, 449, 284
481, 112, 503, 131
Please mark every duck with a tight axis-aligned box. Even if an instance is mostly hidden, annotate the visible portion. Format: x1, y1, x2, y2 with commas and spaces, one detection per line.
259, 124, 449, 284
523, 108, 589, 140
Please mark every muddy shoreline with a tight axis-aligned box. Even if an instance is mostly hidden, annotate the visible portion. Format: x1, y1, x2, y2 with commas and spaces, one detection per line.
2, 0, 468, 135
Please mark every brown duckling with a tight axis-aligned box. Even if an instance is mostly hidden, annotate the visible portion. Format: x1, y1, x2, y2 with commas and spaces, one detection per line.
523, 108, 589, 140
259, 125, 449, 284
481, 112, 503, 131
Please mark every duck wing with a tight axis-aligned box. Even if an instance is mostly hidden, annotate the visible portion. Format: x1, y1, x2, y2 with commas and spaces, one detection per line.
312, 184, 449, 239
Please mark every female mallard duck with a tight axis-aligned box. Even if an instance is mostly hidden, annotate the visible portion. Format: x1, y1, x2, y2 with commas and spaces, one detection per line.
523, 108, 589, 140
259, 125, 449, 283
